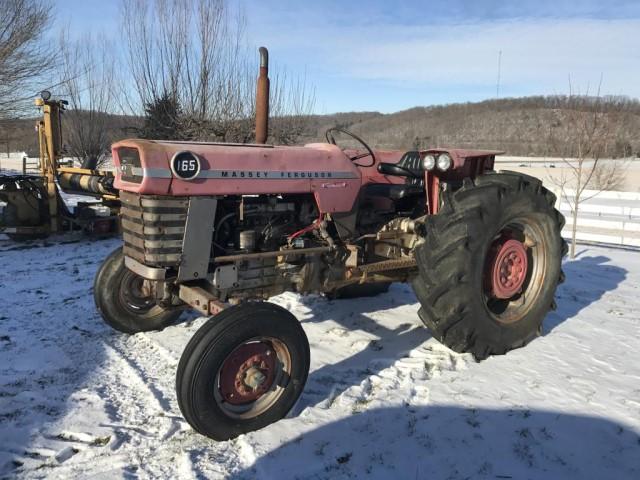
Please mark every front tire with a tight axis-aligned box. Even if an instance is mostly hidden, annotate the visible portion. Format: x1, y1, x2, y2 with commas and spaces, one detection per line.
412, 172, 566, 360
94, 247, 181, 333
176, 302, 310, 441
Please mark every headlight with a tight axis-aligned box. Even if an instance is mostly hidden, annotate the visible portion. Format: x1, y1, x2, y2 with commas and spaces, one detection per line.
436, 153, 452, 171
118, 147, 142, 183
422, 154, 436, 171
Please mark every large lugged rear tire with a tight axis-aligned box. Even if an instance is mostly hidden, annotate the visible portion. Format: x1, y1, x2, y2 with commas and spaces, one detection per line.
412, 172, 566, 360
176, 302, 310, 441
94, 247, 181, 334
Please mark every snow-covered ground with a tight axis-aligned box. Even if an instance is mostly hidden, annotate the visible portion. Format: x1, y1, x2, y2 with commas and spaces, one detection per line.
0, 238, 639, 479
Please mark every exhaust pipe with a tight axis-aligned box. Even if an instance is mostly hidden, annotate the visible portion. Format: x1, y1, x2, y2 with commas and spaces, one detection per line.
255, 46, 270, 144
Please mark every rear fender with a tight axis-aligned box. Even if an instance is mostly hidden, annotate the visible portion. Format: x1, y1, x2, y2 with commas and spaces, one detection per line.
424, 148, 503, 215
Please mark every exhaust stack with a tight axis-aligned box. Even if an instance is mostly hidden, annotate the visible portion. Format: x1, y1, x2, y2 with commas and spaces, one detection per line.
255, 46, 270, 144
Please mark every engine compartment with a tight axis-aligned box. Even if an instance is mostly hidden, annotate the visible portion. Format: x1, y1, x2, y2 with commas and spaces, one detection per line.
212, 195, 318, 256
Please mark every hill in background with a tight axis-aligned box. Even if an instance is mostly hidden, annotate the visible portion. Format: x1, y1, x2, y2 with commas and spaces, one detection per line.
301, 96, 640, 157
2, 96, 639, 158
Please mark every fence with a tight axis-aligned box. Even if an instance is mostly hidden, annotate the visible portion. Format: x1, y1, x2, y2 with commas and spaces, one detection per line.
553, 189, 640, 248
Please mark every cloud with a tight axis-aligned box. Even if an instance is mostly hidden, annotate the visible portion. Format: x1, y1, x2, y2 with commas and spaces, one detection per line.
356, 21, 638, 98
244, 3, 640, 111
261, 18, 638, 89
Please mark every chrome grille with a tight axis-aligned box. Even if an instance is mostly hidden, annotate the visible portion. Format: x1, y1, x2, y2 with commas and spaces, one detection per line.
120, 191, 188, 266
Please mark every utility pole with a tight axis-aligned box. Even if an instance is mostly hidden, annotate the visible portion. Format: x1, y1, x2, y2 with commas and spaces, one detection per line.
496, 50, 502, 98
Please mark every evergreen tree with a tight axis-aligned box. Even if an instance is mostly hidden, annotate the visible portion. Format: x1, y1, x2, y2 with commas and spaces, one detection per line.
140, 92, 185, 140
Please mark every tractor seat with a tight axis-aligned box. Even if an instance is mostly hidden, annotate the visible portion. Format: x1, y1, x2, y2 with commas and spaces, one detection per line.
377, 151, 424, 188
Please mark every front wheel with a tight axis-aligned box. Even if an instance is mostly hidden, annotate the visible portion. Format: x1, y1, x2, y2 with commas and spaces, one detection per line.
94, 247, 181, 333
176, 302, 310, 441
412, 172, 567, 360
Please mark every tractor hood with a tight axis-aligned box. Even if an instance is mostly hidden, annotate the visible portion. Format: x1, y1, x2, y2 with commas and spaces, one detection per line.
111, 139, 365, 213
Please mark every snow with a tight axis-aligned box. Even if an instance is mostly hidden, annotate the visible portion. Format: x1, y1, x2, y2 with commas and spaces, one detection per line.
0, 238, 639, 479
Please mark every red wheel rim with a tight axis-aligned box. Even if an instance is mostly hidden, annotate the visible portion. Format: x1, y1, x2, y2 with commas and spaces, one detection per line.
487, 238, 528, 299
219, 342, 277, 405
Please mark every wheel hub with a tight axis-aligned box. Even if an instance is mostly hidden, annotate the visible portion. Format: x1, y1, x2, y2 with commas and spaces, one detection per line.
244, 367, 266, 389
487, 238, 528, 299
219, 342, 276, 405
120, 272, 156, 313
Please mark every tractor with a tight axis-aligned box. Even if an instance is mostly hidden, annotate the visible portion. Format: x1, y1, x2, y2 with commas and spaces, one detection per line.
94, 48, 566, 440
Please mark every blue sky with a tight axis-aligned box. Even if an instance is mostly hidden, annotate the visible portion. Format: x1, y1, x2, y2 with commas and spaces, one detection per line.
57, 0, 640, 113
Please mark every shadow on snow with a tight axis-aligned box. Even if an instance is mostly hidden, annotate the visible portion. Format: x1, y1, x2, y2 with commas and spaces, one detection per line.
297, 252, 627, 412
239, 405, 640, 479
0, 238, 123, 476
545, 253, 627, 333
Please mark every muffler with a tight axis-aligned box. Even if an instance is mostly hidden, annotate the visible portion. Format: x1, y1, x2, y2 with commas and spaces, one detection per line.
255, 46, 270, 144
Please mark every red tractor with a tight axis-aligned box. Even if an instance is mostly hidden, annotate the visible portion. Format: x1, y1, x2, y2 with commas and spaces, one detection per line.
94, 50, 566, 441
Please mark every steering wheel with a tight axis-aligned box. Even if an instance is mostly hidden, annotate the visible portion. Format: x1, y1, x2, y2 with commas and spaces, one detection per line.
325, 127, 376, 167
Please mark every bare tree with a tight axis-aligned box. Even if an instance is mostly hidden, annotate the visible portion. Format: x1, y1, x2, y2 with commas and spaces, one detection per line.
58, 32, 117, 168
0, 0, 53, 119
119, 0, 314, 144
587, 159, 628, 191
268, 69, 315, 144
547, 85, 631, 258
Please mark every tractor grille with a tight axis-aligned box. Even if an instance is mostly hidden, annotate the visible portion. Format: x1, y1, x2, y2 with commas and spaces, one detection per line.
120, 190, 188, 267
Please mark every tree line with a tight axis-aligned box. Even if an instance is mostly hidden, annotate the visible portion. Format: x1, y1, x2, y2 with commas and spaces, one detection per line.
300, 96, 640, 159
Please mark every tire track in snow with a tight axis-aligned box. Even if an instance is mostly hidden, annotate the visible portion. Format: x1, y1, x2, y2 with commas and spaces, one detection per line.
94, 332, 252, 478
306, 339, 472, 419
43, 336, 192, 478
24, 323, 250, 479
107, 334, 178, 412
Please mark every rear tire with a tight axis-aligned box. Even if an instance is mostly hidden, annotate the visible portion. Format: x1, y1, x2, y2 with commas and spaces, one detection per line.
176, 302, 310, 441
94, 247, 181, 333
412, 172, 566, 360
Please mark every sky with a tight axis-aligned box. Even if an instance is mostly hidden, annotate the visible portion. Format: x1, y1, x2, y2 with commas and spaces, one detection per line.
56, 0, 640, 114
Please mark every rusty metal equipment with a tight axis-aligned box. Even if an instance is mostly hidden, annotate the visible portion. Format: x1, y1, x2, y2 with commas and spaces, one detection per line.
0, 92, 119, 240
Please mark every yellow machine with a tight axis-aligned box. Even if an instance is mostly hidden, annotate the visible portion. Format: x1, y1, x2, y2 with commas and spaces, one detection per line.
0, 91, 119, 241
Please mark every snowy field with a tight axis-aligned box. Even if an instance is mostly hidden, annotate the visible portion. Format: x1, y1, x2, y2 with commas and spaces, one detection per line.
1, 237, 639, 479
